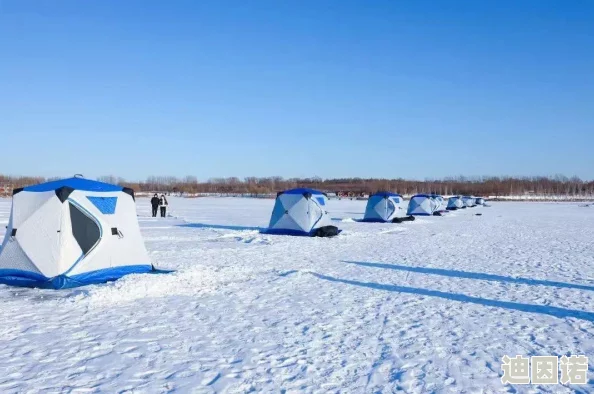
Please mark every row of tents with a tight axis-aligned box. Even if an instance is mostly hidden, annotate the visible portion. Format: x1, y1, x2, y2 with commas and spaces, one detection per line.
267, 189, 487, 236
0, 178, 485, 290
407, 194, 485, 217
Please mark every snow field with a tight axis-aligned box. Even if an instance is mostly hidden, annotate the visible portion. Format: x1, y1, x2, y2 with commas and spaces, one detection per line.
1, 198, 594, 392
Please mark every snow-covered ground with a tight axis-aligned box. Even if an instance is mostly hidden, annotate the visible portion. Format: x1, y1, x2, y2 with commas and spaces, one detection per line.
1, 198, 594, 393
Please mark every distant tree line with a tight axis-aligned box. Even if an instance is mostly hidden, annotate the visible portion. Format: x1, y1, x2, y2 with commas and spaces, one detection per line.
2, 174, 593, 197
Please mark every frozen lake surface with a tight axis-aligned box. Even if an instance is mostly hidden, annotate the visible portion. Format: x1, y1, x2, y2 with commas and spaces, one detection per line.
1, 197, 594, 393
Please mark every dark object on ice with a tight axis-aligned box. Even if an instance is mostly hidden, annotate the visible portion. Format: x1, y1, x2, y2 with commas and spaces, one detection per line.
150, 264, 175, 274
475, 213, 482, 216
394, 216, 415, 223
312, 226, 340, 237
446, 207, 457, 211
433, 211, 443, 216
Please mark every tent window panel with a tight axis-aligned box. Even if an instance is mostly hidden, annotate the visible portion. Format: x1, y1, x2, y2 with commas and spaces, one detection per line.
69, 203, 101, 255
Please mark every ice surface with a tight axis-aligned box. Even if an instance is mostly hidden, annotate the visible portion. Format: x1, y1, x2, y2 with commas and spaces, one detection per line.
1, 197, 594, 392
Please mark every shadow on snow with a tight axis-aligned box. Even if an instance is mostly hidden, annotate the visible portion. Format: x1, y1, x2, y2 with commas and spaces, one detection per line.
178, 223, 263, 232
343, 261, 594, 292
311, 272, 594, 322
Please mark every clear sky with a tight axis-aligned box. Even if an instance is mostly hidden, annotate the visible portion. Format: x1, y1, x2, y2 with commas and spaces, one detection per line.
1, 0, 593, 181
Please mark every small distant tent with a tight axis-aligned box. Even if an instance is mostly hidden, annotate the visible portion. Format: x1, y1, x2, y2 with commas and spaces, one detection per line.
447, 196, 464, 210
432, 195, 446, 212
363, 192, 404, 222
267, 188, 340, 237
0, 177, 159, 289
475, 197, 486, 205
407, 194, 438, 216
462, 196, 476, 207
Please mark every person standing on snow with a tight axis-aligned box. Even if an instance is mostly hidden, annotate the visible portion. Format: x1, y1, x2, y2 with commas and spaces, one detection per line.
150, 193, 160, 217
159, 194, 168, 218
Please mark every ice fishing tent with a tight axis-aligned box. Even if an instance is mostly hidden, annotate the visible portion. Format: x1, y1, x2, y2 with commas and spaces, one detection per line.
475, 197, 486, 205
407, 194, 438, 216
0, 177, 156, 289
267, 188, 340, 237
432, 195, 445, 212
462, 196, 476, 207
363, 192, 404, 222
447, 196, 464, 210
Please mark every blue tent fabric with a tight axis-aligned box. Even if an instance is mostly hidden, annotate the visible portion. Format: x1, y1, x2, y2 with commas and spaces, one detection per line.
279, 188, 327, 196
0, 265, 160, 290
407, 194, 435, 216
22, 177, 123, 193
268, 198, 288, 228
363, 194, 401, 222
87, 196, 118, 214
0, 177, 158, 289
447, 196, 463, 210
462, 196, 477, 207
267, 189, 338, 236
263, 228, 342, 237
370, 192, 402, 199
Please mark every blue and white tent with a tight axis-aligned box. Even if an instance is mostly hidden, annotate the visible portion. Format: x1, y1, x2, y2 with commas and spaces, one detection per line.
363, 192, 404, 222
431, 195, 446, 212
267, 188, 340, 236
447, 196, 464, 210
407, 194, 438, 216
475, 197, 486, 205
0, 177, 158, 289
462, 196, 476, 207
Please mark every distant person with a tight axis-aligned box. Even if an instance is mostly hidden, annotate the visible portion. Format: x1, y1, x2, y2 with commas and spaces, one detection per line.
159, 194, 168, 218
150, 193, 160, 217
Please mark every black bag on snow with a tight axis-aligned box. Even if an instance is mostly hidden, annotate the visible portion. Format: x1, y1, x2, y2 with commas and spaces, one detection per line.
312, 226, 340, 237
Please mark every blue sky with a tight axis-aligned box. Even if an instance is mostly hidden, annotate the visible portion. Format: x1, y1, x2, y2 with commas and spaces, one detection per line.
1, 0, 593, 181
